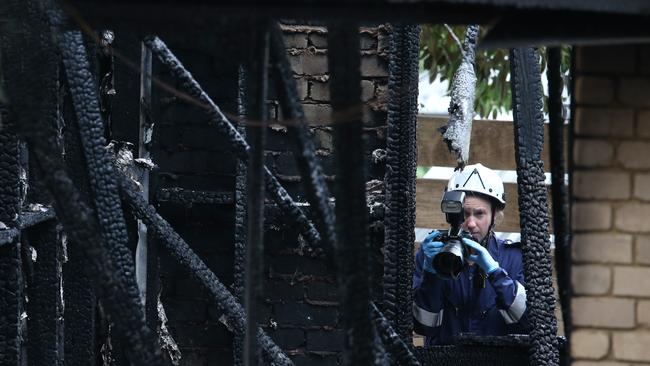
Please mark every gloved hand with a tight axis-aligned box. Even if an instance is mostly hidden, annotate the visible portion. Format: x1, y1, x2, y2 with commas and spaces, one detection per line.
422, 231, 444, 274
462, 238, 499, 274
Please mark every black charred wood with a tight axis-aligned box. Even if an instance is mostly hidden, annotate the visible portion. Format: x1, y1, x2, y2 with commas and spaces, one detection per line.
0, 229, 20, 247
156, 187, 234, 205
13, 2, 167, 364
328, 22, 375, 366
60, 59, 98, 366
269, 22, 337, 262
18, 209, 55, 229
371, 303, 420, 366
55, 31, 165, 366
243, 21, 270, 366
0, 43, 25, 363
384, 24, 420, 341
233, 66, 248, 366
143, 36, 322, 251
510, 47, 559, 366
118, 174, 294, 366
547, 47, 572, 366
0, 240, 23, 366
26, 220, 64, 366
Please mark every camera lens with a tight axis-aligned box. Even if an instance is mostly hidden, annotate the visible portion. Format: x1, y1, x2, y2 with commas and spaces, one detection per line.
432, 239, 465, 279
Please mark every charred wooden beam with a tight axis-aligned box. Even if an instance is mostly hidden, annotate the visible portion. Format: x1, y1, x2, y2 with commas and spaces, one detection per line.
118, 173, 294, 366
547, 47, 572, 366
510, 47, 558, 366
0, 121, 24, 365
26, 220, 64, 366
143, 36, 322, 251
384, 23, 420, 341
328, 22, 376, 366
371, 303, 420, 366
243, 20, 270, 366
233, 66, 248, 366
60, 65, 98, 366
269, 22, 337, 261
156, 187, 234, 205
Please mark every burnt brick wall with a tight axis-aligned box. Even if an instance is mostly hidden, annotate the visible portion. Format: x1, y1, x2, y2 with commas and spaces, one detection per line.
150, 24, 242, 365
257, 23, 390, 366
116, 23, 393, 365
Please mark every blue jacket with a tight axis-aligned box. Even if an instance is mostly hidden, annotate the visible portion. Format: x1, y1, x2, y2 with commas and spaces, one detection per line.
413, 233, 530, 345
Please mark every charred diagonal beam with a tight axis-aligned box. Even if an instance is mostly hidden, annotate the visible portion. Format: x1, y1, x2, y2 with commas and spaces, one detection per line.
510, 47, 559, 366
143, 36, 322, 249
328, 22, 375, 366
118, 173, 294, 366
384, 24, 420, 341
2, 2, 167, 363
271, 21, 418, 366
243, 22, 270, 366
547, 47, 571, 366
373, 322, 390, 365
268, 22, 337, 260
47, 4, 165, 365
156, 187, 234, 205
371, 303, 420, 366
60, 69, 98, 365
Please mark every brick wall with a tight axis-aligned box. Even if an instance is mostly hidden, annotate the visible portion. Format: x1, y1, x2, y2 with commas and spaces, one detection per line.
571, 44, 650, 365
145, 23, 390, 365
263, 23, 389, 366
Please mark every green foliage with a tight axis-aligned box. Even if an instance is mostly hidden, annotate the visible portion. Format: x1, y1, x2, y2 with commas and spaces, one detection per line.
419, 24, 571, 119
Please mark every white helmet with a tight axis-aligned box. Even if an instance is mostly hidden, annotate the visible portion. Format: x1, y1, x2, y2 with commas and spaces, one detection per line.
445, 163, 505, 209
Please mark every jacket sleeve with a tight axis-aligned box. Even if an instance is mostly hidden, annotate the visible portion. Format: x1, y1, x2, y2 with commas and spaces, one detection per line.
412, 246, 445, 337
488, 247, 531, 333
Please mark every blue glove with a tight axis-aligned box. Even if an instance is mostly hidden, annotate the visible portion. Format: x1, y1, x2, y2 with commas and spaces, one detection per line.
422, 231, 444, 274
462, 238, 499, 274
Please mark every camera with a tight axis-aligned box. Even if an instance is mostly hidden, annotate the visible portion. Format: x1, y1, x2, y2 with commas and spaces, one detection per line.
432, 190, 473, 279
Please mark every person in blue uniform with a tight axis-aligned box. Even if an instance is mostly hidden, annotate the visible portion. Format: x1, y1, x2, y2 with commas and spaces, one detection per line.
413, 163, 530, 345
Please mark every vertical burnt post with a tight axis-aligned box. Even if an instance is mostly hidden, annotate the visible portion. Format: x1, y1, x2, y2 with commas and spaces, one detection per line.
547, 47, 571, 366
510, 47, 559, 366
24, 67, 64, 365
25, 220, 64, 366
0, 83, 25, 366
384, 24, 420, 341
328, 22, 374, 365
243, 21, 269, 366
233, 66, 248, 366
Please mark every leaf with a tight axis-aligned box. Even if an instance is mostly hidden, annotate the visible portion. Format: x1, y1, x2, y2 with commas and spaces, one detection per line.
420, 26, 571, 119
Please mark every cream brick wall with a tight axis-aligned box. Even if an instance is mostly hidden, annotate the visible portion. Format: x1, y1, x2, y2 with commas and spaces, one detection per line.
572, 44, 650, 365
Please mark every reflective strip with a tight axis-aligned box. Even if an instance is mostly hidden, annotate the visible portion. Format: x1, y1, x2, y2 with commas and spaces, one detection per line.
499, 281, 527, 324
413, 302, 444, 328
